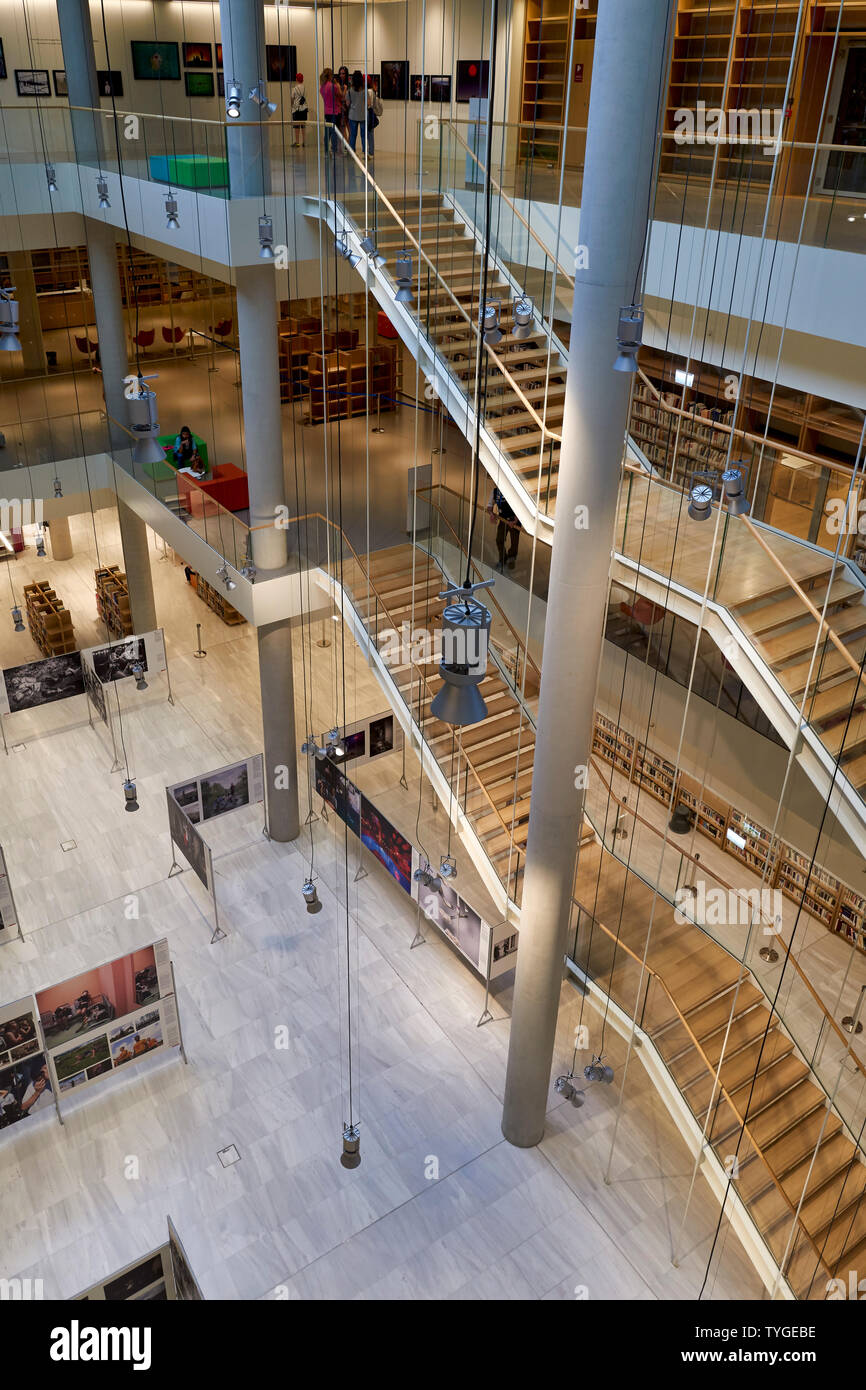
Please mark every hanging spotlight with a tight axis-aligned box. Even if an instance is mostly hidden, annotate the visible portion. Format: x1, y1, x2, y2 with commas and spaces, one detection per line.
511, 295, 534, 340
96, 175, 111, 210
126, 375, 165, 466
45, 164, 58, 194
35, 529, 47, 558
668, 802, 693, 835
225, 80, 242, 119
439, 854, 457, 880
584, 1055, 615, 1085
248, 81, 277, 118
302, 879, 322, 913
131, 661, 148, 691
123, 778, 139, 812
11, 606, 25, 633
164, 193, 180, 231
301, 737, 329, 761
430, 579, 493, 727
687, 481, 714, 522
215, 564, 237, 592
0, 290, 21, 352
341, 1122, 361, 1169
241, 560, 257, 582
612, 304, 644, 372
722, 465, 750, 517
336, 234, 361, 270
360, 233, 386, 267
482, 301, 503, 347
53, 477, 63, 498
554, 1074, 585, 1108
413, 862, 441, 891
394, 252, 414, 304
258, 214, 275, 260
326, 727, 346, 759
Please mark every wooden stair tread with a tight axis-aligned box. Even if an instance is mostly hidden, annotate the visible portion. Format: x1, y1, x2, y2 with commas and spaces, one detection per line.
736, 578, 861, 635
758, 603, 866, 666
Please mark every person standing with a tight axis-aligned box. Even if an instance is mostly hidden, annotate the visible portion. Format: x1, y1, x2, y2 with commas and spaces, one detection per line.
337, 66, 351, 142
319, 68, 343, 155
290, 73, 308, 147
367, 80, 383, 158
489, 486, 522, 571
347, 71, 371, 154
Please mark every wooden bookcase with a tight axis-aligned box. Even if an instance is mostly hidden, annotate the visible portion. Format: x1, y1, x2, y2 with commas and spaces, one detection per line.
95, 566, 133, 638
591, 710, 866, 953
519, 0, 597, 167
307, 343, 398, 425
196, 577, 245, 626
24, 580, 76, 656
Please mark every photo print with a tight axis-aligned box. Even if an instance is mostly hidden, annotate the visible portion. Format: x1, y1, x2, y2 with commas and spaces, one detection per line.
265, 44, 297, 82
15, 69, 50, 97
97, 71, 123, 97
53, 1032, 110, 1083
89, 637, 146, 683
172, 781, 199, 811
315, 760, 360, 835
110, 1020, 162, 1067
36, 943, 165, 1050
0, 1053, 52, 1128
380, 60, 409, 101
3, 652, 84, 713
456, 59, 489, 102
185, 72, 215, 98
59, 1071, 87, 1092
167, 792, 212, 893
53, 70, 68, 97
168, 1219, 204, 1300
430, 75, 452, 103
183, 42, 213, 68
104, 1252, 166, 1302
360, 799, 412, 893
83, 662, 107, 723
413, 871, 483, 968
200, 762, 249, 820
130, 41, 181, 81
411, 74, 430, 101
369, 714, 395, 759
343, 729, 366, 762
0, 1002, 38, 1054
216, 44, 223, 69
217, 72, 225, 97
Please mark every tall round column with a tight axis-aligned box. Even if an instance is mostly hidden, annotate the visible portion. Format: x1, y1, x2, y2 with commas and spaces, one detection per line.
501, 0, 675, 1147
218, 0, 269, 199
48, 516, 74, 560
7, 253, 46, 375
55, 0, 103, 168
257, 619, 300, 842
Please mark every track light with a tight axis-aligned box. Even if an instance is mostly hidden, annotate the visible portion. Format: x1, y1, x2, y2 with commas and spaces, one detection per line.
249, 81, 277, 118
722, 466, 750, 517
482, 301, 502, 347
360, 233, 386, 267
216, 564, 236, 592
336, 234, 361, 269
0, 290, 21, 352
35, 530, 46, 558
164, 194, 179, 230
126, 375, 165, 465
341, 1122, 361, 1169
132, 661, 148, 691
96, 175, 110, 210
53, 477, 63, 498
612, 304, 644, 372
301, 737, 329, 761
413, 862, 441, 891
687, 482, 713, 522
555, 1074, 585, 1107
394, 253, 414, 303
430, 579, 493, 727
123, 778, 139, 812
258, 214, 275, 260
226, 80, 242, 118
439, 854, 457, 880
584, 1055, 615, 1085
11, 606, 24, 633
512, 295, 534, 340
45, 164, 58, 194
302, 879, 322, 913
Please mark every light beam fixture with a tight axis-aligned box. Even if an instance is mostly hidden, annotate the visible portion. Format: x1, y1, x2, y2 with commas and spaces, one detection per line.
53, 477, 63, 498
439, 854, 457, 880
249, 81, 277, 118
301, 737, 329, 761
687, 481, 714, 522
164, 193, 179, 230
123, 778, 139, 812
612, 303, 644, 372
258, 214, 275, 260
555, 1074, 585, 1107
336, 234, 361, 269
126, 375, 165, 465
132, 661, 148, 691
482, 301, 502, 347
360, 233, 385, 267
394, 253, 413, 303
413, 862, 441, 891
302, 879, 322, 913
0, 290, 21, 352
35, 530, 46, 558
215, 564, 237, 592
341, 1123, 361, 1169
722, 465, 750, 517
45, 164, 58, 194
96, 175, 111, 210
584, 1055, 615, 1085
11, 606, 24, 633
430, 578, 493, 727
511, 295, 534, 340
226, 80, 242, 118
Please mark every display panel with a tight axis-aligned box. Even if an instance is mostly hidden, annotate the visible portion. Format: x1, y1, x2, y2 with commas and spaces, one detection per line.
15, 69, 50, 97
0, 847, 19, 944
430, 75, 451, 103
167, 754, 264, 827
82, 663, 106, 724
411, 74, 430, 101
167, 792, 212, 892
360, 798, 412, 892
0, 1051, 52, 1129
412, 869, 483, 968
130, 41, 181, 81
36, 942, 170, 1049
167, 1218, 204, 1300
1, 652, 84, 714
97, 70, 123, 97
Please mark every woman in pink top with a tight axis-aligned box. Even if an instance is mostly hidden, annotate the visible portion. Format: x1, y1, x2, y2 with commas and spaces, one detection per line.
319, 68, 344, 155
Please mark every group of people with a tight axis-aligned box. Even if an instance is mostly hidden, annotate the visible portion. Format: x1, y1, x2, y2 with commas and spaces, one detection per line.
296, 67, 383, 157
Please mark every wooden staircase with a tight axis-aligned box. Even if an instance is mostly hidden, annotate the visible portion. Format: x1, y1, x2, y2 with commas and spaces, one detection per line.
339, 192, 565, 513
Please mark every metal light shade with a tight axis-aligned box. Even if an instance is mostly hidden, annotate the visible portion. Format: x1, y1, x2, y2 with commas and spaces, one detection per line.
249, 83, 277, 118
46, 164, 58, 193
613, 303, 644, 372
303, 879, 322, 914
482, 302, 502, 346
723, 466, 750, 517
226, 81, 242, 118
11, 606, 25, 633
430, 592, 491, 727
584, 1059, 615, 1085
0, 296, 21, 352
258, 215, 275, 260
669, 802, 693, 835
165, 195, 179, 230
394, 253, 413, 302
360, 234, 385, 266
96, 175, 110, 210
127, 386, 164, 466
341, 1124, 361, 1169
687, 482, 713, 522
123, 779, 139, 812
512, 295, 534, 340
430, 676, 487, 726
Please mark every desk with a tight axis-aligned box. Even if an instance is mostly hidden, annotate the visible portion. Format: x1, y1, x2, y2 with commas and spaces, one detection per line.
177, 463, 249, 517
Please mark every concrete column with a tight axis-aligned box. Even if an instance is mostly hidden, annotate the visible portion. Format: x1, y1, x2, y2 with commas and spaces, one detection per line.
235, 264, 287, 571
501, 0, 675, 1148
7, 253, 46, 375
218, 0, 270, 198
117, 499, 157, 635
55, 0, 104, 168
48, 516, 73, 560
257, 620, 300, 842
86, 219, 131, 452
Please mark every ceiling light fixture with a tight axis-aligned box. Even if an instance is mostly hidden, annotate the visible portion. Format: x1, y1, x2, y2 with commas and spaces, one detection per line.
0, 290, 21, 352
511, 294, 534, 340
302, 879, 322, 913
225, 80, 242, 118
132, 661, 148, 691
96, 175, 111, 210
360, 233, 385, 267
11, 606, 25, 633
482, 301, 502, 347
45, 164, 58, 194
583, 1055, 615, 1085
164, 193, 180, 230
687, 481, 713, 522
439, 854, 457, 880
249, 81, 277, 118
258, 214, 275, 260
53, 477, 63, 498
612, 303, 644, 372
336, 234, 361, 269
555, 1074, 585, 1107
126, 374, 165, 465
123, 778, 140, 812
722, 465, 750, 517
215, 564, 237, 592
341, 1122, 361, 1169
430, 579, 493, 726
394, 252, 414, 303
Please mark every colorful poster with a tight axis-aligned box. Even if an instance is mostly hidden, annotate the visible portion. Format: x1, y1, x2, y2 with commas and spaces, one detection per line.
315, 757, 360, 834
36, 941, 172, 1050
319, 712, 400, 769
0, 1051, 52, 1130
360, 797, 412, 893
167, 754, 264, 828
380, 60, 409, 101
130, 41, 181, 81
0, 996, 41, 1070
456, 59, 489, 103
49, 994, 179, 1096
167, 792, 213, 892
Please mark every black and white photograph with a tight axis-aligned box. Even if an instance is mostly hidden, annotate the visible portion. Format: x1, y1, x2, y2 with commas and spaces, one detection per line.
414, 875, 483, 968
172, 781, 199, 810
104, 1252, 166, 1302
96, 70, 123, 97
3, 652, 85, 713
90, 637, 147, 683
83, 662, 107, 724
15, 68, 50, 97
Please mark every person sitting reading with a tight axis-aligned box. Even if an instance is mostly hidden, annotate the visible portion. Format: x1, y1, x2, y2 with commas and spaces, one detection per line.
172, 425, 206, 478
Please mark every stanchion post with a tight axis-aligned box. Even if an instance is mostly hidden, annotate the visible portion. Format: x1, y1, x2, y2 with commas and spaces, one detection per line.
193, 623, 207, 659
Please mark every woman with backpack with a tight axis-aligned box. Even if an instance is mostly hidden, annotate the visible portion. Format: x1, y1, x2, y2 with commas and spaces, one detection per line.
291, 72, 308, 147
367, 80, 383, 157
347, 70, 372, 154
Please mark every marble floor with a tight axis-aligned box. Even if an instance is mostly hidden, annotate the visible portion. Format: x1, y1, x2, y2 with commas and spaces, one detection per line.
0, 518, 767, 1301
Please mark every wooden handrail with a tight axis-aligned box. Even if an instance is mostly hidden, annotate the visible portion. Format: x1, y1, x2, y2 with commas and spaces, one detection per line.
572, 890, 835, 1288
590, 754, 866, 1092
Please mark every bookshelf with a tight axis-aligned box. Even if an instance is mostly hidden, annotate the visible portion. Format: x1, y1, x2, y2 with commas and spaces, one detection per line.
24, 581, 76, 656
676, 770, 730, 843
777, 851, 839, 928
632, 743, 678, 804
518, 0, 597, 166
195, 577, 245, 626
592, 712, 636, 776
95, 566, 133, 639
307, 343, 399, 425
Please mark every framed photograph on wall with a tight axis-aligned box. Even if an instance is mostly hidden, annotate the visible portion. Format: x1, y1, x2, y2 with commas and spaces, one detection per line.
97, 71, 123, 98
184, 71, 214, 98
430, 75, 451, 103
410, 74, 430, 102
53, 70, 68, 98
183, 42, 212, 69
215, 44, 223, 69
15, 69, 50, 97
0, 40, 6, 81
380, 60, 409, 101
456, 59, 489, 102
130, 41, 181, 81
217, 72, 225, 98
265, 44, 296, 82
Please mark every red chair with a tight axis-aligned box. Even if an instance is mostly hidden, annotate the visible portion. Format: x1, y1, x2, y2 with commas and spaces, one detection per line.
210, 318, 233, 343
75, 335, 100, 371
162, 326, 184, 347
133, 329, 155, 353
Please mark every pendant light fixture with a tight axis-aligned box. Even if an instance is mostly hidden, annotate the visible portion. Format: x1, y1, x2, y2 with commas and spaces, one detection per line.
11, 607, 24, 633
164, 192, 180, 230
123, 779, 140, 812
45, 164, 58, 194
336, 234, 361, 270
258, 214, 275, 260
482, 301, 502, 346
0, 290, 21, 352
96, 175, 111, 210
722, 465, 750, 517
511, 295, 534, 340
394, 253, 414, 303
687, 481, 714, 522
360, 233, 386, 267
429, 579, 493, 727
125, 374, 164, 465
612, 304, 644, 372
225, 80, 242, 119
249, 81, 277, 118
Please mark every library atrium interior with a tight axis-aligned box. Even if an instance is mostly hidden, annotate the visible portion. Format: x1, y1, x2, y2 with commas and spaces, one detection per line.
0, 0, 865, 1311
